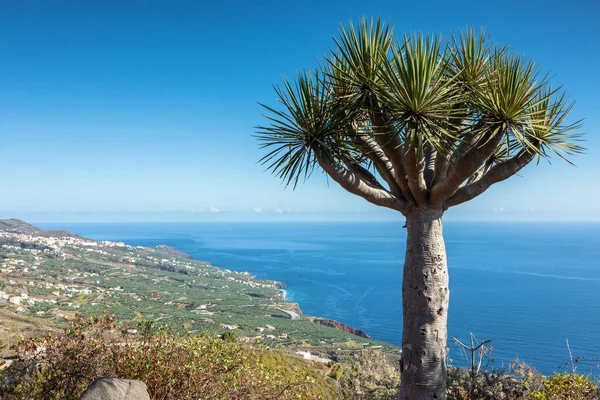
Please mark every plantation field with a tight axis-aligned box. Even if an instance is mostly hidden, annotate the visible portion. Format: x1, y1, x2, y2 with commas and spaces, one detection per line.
0, 220, 397, 356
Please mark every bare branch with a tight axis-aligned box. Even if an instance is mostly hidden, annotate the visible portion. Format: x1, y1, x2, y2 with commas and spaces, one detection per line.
445, 130, 485, 177
341, 157, 385, 189
466, 160, 493, 184
352, 132, 405, 197
370, 112, 414, 202
424, 145, 437, 189
430, 124, 505, 205
432, 107, 470, 186
445, 149, 535, 207
431, 150, 451, 187
403, 142, 428, 204
316, 152, 408, 213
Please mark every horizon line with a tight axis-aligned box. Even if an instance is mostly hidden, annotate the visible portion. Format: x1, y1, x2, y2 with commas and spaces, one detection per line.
28, 219, 600, 224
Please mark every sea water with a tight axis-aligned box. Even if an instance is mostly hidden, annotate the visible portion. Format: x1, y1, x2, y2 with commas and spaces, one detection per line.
38, 221, 600, 374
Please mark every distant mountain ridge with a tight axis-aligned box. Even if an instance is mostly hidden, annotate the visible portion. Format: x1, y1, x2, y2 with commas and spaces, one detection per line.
0, 218, 80, 238
0, 219, 194, 259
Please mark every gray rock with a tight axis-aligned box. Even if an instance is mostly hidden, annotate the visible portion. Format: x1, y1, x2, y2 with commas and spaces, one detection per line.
78, 377, 150, 400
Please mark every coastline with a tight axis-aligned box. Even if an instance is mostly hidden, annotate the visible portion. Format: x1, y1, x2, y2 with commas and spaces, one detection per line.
1, 218, 387, 350
27, 221, 600, 374
117, 240, 383, 344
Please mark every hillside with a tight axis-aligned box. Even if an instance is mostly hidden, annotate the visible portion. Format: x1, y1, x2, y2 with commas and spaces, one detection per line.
0, 218, 80, 239
0, 219, 396, 358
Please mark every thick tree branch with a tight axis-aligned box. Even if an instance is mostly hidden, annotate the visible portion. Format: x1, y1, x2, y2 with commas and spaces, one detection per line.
423, 145, 437, 189
431, 106, 469, 186
316, 152, 408, 213
370, 112, 414, 202
352, 132, 404, 197
466, 160, 493, 184
445, 130, 485, 177
429, 124, 505, 205
342, 157, 385, 189
403, 141, 428, 204
431, 150, 449, 186
445, 150, 536, 207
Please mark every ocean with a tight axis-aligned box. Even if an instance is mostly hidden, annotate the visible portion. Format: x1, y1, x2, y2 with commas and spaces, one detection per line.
38, 221, 600, 375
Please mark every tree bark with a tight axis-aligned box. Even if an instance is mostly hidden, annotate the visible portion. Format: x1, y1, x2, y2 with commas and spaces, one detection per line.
315, 152, 408, 213
400, 207, 449, 400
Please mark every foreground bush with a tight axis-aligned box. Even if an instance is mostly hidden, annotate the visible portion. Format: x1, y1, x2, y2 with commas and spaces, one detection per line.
0, 314, 337, 399
446, 362, 600, 400
530, 372, 600, 399
3, 315, 598, 400
335, 349, 400, 400
446, 361, 543, 400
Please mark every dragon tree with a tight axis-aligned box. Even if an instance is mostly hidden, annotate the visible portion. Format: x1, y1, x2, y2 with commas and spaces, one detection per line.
257, 19, 582, 399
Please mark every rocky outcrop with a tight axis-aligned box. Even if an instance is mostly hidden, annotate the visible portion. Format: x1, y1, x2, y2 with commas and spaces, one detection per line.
311, 318, 372, 339
78, 378, 150, 400
155, 245, 193, 259
285, 302, 302, 315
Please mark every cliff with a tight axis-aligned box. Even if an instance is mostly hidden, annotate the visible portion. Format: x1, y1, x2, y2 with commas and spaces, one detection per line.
154, 245, 193, 259
311, 317, 372, 339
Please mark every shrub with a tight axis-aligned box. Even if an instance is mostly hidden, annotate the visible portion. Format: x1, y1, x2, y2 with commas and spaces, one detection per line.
446, 360, 543, 400
336, 349, 400, 400
221, 330, 237, 342
530, 372, 600, 399
0, 313, 338, 399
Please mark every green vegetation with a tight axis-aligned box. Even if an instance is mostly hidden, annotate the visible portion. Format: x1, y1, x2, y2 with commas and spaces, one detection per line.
531, 372, 600, 399
445, 365, 600, 399
0, 221, 396, 355
336, 349, 401, 399
446, 362, 542, 399
0, 313, 338, 399
1, 313, 598, 399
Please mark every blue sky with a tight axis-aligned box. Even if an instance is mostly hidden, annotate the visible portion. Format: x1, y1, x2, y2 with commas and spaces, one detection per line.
0, 0, 598, 222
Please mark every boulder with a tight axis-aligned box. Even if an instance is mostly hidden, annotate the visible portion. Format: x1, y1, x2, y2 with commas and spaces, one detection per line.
78, 377, 150, 400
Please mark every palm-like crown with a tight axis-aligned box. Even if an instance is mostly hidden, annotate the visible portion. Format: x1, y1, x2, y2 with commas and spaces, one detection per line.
257, 19, 582, 213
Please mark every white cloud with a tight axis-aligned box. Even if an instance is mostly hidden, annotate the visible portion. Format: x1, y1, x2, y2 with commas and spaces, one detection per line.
252, 206, 263, 213
273, 208, 283, 214
492, 207, 505, 213
209, 206, 220, 213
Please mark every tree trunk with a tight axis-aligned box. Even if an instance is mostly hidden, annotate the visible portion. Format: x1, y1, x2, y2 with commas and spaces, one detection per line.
400, 207, 449, 399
